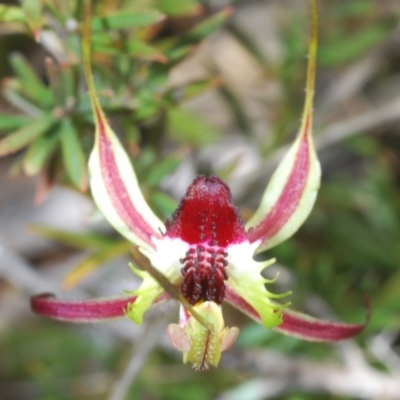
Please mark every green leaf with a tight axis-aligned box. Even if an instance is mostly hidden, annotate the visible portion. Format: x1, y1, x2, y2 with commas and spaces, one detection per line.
0, 5, 26, 23
156, 0, 200, 17
320, 25, 390, 67
168, 108, 219, 146
150, 191, 177, 217
0, 114, 31, 132
126, 39, 166, 61
0, 114, 55, 156
121, 118, 140, 151
162, 8, 232, 64
175, 77, 222, 102
90, 34, 118, 55
45, 57, 63, 106
23, 133, 58, 175
163, 42, 193, 64
135, 85, 165, 121
143, 156, 181, 186
91, 9, 165, 31
2, 79, 43, 117
22, 0, 42, 36
334, 1, 374, 17
45, 58, 76, 107
92, 34, 166, 61
184, 7, 233, 43
9, 53, 54, 108
60, 62, 76, 103
60, 118, 88, 191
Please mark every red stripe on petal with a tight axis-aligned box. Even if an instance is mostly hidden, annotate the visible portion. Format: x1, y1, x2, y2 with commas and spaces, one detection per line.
31, 293, 137, 322
277, 307, 368, 341
249, 123, 311, 245
277, 294, 371, 342
225, 286, 256, 316
31, 292, 171, 323
96, 109, 160, 248
225, 287, 368, 342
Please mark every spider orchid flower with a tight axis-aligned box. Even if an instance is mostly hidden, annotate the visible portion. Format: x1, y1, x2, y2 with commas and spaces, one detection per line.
31, 0, 368, 371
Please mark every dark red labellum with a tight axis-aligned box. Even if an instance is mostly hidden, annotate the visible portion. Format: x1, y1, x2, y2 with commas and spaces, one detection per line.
165, 175, 248, 305
165, 175, 247, 247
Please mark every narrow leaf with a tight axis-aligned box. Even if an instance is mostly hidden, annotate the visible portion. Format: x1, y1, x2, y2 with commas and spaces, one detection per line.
184, 7, 233, 44
246, 0, 321, 253
22, 0, 42, 38
0, 114, 54, 156
126, 39, 167, 62
156, 0, 200, 17
60, 62, 76, 103
91, 9, 165, 31
0, 5, 26, 23
45, 57, 63, 106
168, 108, 219, 146
23, 133, 58, 175
83, 0, 164, 251
163, 7, 233, 64
60, 118, 88, 191
150, 191, 178, 217
0, 114, 31, 131
9, 53, 54, 108
177, 77, 222, 102
143, 156, 181, 187
2, 80, 43, 117
92, 35, 166, 62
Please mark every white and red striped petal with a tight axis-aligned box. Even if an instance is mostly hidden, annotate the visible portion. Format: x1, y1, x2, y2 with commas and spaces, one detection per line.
83, 8, 164, 252
246, 3, 320, 253
88, 109, 164, 251
31, 293, 136, 322
225, 287, 368, 342
31, 292, 170, 323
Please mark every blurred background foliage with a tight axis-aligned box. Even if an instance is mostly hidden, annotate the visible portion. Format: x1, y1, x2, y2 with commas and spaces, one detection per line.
1, 0, 400, 399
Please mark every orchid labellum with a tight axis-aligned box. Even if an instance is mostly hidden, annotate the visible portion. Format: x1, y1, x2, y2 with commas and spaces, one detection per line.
31, 0, 368, 371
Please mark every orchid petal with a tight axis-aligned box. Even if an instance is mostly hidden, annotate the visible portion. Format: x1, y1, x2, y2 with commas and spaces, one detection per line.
31, 292, 170, 323
30, 293, 137, 322
226, 242, 289, 329
125, 264, 165, 325
247, 0, 321, 253
83, 1, 164, 252
126, 237, 188, 325
167, 324, 191, 353
275, 306, 369, 342
225, 287, 369, 342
